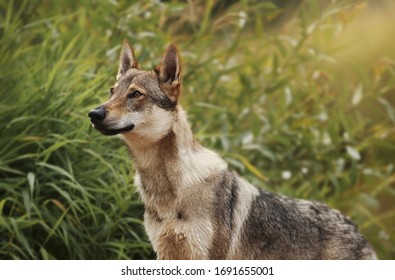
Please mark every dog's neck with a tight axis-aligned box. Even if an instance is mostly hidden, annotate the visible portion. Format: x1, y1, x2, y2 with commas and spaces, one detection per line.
122, 105, 227, 207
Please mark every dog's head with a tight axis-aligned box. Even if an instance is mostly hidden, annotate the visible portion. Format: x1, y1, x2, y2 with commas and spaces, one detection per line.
88, 40, 181, 141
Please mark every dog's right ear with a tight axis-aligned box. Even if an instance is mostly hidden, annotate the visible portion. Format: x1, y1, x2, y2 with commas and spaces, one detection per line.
117, 39, 139, 80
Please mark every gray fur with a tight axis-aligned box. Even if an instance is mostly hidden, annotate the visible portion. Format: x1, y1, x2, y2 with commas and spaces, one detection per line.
239, 189, 375, 259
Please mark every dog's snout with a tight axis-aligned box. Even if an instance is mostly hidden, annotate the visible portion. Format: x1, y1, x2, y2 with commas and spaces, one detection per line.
88, 107, 106, 123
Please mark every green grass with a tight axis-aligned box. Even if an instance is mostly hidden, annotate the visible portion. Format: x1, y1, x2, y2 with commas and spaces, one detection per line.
1, 0, 394, 259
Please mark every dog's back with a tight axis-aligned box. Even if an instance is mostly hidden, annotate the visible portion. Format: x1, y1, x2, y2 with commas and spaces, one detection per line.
200, 170, 377, 260
221, 172, 377, 259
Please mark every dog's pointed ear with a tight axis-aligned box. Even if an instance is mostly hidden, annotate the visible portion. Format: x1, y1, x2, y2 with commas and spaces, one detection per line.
156, 44, 181, 87
156, 44, 182, 101
117, 39, 138, 80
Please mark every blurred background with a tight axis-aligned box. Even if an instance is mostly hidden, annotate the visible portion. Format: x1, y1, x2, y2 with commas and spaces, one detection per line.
0, 0, 394, 259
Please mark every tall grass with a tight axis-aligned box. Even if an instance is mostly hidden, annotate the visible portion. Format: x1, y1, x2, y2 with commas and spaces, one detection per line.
1, 0, 394, 259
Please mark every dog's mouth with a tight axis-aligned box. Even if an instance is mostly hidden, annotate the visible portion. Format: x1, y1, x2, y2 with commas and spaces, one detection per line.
92, 124, 135, 136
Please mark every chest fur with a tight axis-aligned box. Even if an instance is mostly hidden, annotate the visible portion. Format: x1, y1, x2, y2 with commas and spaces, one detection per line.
135, 170, 222, 259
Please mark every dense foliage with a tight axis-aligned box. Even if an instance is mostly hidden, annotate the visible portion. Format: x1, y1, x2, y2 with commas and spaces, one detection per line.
1, 0, 394, 259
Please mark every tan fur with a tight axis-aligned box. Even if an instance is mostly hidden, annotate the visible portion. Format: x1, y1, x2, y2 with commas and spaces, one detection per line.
124, 105, 227, 259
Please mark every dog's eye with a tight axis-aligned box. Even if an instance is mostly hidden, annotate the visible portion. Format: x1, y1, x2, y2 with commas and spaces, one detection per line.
128, 90, 142, 99
109, 87, 114, 96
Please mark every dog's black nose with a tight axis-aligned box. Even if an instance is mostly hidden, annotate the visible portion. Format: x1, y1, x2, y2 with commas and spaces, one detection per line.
88, 107, 106, 123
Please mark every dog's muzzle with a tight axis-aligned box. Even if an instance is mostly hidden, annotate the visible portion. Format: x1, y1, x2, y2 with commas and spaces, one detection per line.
88, 106, 134, 136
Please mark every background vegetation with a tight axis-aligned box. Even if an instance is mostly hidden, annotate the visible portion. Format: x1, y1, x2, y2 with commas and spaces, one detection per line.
1, 0, 394, 259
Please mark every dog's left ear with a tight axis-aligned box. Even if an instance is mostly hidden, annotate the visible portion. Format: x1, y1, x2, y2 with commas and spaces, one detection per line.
156, 44, 182, 100
117, 39, 139, 80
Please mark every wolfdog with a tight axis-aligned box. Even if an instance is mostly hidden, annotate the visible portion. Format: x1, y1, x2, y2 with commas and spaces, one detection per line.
88, 40, 377, 260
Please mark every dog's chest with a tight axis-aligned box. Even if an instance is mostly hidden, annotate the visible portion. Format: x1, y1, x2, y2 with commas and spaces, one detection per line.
135, 171, 220, 259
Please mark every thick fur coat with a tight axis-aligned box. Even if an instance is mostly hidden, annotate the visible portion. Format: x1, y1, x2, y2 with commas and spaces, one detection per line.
88, 40, 377, 260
